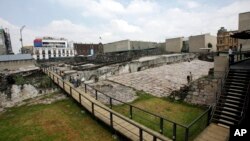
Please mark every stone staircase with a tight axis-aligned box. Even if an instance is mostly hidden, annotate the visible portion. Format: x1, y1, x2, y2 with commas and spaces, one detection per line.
212, 69, 250, 127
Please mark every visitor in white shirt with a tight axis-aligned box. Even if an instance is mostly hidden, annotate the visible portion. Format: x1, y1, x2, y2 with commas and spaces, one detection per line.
228, 46, 234, 64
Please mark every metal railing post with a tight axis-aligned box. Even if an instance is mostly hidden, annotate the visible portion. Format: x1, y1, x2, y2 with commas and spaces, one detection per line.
173, 123, 176, 141
110, 112, 113, 128
207, 107, 212, 126
95, 90, 98, 100
70, 87, 72, 96
79, 92, 81, 104
130, 105, 133, 119
139, 128, 143, 141
185, 128, 189, 141
85, 84, 87, 93
92, 102, 94, 116
160, 118, 163, 134
110, 97, 112, 109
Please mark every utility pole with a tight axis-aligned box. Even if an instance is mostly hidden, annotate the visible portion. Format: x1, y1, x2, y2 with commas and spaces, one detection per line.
20, 25, 25, 52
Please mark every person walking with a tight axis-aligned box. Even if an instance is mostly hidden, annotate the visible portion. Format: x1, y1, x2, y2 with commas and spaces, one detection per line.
229, 46, 234, 64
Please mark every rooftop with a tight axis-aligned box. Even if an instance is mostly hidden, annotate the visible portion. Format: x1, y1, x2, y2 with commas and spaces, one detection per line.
0, 54, 32, 62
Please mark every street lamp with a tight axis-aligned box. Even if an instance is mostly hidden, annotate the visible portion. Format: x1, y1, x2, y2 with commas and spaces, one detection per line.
20, 25, 25, 51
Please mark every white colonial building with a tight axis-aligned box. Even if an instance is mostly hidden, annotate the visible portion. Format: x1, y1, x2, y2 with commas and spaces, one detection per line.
32, 37, 75, 60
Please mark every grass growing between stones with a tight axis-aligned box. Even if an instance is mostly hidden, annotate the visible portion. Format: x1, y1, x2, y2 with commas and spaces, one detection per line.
0, 98, 115, 141
113, 91, 207, 141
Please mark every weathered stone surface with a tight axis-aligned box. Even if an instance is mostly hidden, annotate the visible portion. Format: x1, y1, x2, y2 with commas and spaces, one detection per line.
184, 77, 219, 105
109, 60, 213, 97
0, 84, 59, 111
81, 80, 137, 105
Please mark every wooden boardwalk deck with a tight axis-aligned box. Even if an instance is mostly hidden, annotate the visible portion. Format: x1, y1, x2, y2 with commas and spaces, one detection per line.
44, 69, 171, 141
194, 124, 229, 141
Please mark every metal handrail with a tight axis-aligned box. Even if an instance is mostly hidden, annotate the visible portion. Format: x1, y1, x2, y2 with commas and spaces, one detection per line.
209, 67, 229, 123
88, 85, 187, 128
44, 66, 213, 141
43, 67, 169, 141
239, 80, 250, 125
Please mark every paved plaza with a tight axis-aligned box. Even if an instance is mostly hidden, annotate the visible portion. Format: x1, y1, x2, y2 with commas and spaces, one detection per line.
109, 60, 214, 97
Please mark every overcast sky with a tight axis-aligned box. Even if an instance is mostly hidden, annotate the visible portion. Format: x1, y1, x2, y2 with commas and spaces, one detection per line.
0, 0, 250, 53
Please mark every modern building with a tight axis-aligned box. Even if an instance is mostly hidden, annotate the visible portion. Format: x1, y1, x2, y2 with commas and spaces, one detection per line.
32, 37, 75, 60
217, 27, 238, 51
0, 28, 13, 55
238, 12, 250, 51
189, 33, 217, 53
165, 37, 189, 52
74, 43, 103, 56
21, 45, 33, 54
103, 39, 158, 53
0, 54, 34, 71
165, 37, 183, 52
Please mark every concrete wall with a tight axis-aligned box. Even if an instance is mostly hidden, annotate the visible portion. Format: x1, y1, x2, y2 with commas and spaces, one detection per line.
165, 37, 183, 52
189, 34, 205, 53
130, 41, 157, 50
0, 60, 34, 71
205, 34, 217, 52
103, 40, 159, 53
0, 30, 6, 55
103, 40, 130, 53
185, 78, 219, 105
214, 56, 228, 78
189, 34, 217, 53
239, 12, 250, 51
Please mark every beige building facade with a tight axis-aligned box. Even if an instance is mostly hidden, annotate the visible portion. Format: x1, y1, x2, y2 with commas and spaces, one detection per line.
103, 40, 158, 53
238, 12, 250, 51
165, 37, 183, 52
189, 33, 217, 53
217, 27, 238, 51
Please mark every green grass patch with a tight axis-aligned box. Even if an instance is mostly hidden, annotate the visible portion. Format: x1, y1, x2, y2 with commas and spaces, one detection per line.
0, 99, 115, 141
113, 91, 208, 141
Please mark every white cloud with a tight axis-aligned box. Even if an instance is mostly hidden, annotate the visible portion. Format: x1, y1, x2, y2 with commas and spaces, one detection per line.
186, 1, 200, 9
1, 0, 250, 54
111, 19, 141, 33
81, 0, 125, 19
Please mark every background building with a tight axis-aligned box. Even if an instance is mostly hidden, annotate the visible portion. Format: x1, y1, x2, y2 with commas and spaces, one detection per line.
21, 45, 33, 54
103, 40, 158, 53
189, 33, 217, 53
165, 37, 189, 53
0, 54, 34, 71
74, 43, 103, 56
238, 12, 250, 51
32, 37, 75, 60
0, 28, 13, 55
217, 27, 238, 51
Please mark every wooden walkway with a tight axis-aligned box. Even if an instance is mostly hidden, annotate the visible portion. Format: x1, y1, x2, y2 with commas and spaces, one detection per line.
194, 124, 229, 141
43, 69, 170, 141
